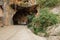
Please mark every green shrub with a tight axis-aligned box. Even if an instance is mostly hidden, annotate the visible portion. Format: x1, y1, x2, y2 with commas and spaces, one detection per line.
28, 8, 59, 35
27, 13, 35, 28
36, 0, 60, 8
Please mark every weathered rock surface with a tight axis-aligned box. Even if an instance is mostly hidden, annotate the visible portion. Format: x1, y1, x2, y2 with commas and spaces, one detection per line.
50, 6, 60, 14
47, 36, 60, 40
0, 8, 4, 27
0, 8, 3, 17
47, 24, 60, 36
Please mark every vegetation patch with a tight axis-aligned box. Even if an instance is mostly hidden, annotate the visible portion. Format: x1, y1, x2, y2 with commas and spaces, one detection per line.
36, 0, 60, 8
27, 8, 60, 36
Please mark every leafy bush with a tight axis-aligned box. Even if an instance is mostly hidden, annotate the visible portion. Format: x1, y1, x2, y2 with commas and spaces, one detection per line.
36, 0, 60, 8
28, 8, 59, 35
27, 14, 35, 27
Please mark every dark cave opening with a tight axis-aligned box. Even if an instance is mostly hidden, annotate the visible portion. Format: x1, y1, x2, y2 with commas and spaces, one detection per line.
12, 8, 29, 25
11, 4, 38, 25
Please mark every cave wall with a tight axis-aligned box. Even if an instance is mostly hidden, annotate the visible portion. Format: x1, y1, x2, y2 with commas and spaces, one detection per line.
1, 0, 38, 26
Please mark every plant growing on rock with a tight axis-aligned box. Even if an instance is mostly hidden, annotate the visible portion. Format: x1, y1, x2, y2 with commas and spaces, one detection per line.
28, 8, 60, 36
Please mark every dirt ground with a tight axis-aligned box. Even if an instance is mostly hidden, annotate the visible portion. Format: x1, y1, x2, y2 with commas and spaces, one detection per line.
0, 25, 46, 40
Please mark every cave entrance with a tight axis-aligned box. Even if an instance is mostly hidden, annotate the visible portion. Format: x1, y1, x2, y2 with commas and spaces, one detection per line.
11, 4, 38, 25
12, 13, 28, 25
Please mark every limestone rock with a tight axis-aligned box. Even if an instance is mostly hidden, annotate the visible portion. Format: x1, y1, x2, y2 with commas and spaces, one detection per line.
48, 36, 60, 40
50, 6, 60, 14
47, 24, 60, 36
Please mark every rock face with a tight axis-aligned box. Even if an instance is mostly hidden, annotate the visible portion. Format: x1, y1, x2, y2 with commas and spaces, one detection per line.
1, 0, 38, 25
0, 8, 3, 17
0, 8, 4, 27
50, 6, 60, 14
48, 36, 60, 40
46, 24, 60, 36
